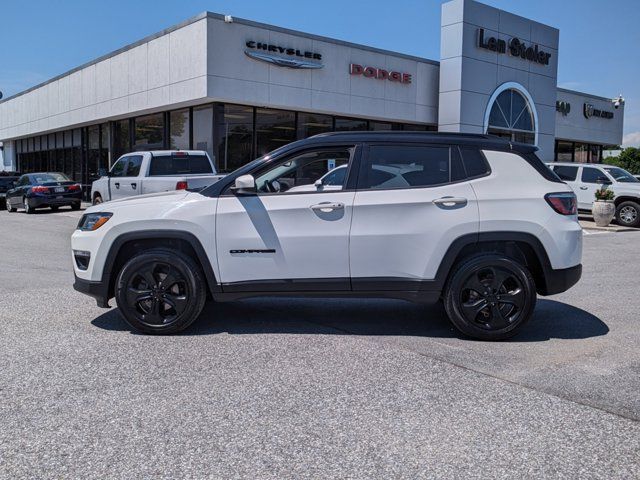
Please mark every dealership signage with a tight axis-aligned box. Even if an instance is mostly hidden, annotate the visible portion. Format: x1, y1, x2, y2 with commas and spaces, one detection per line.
556, 100, 571, 116
583, 103, 614, 119
349, 64, 412, 84
244, 41, 323, 69
477, 28, 551, 66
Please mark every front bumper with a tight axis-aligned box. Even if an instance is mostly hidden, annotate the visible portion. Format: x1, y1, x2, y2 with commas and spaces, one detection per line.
73, 274, 111, 308
539, 263, 582, 296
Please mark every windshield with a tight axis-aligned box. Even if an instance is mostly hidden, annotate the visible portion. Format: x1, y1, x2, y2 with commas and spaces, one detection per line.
603, 167, 639, 183
32, 173, 70, 184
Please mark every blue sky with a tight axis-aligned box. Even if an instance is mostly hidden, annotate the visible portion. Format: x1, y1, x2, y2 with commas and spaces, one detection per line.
1, 0, 638, 146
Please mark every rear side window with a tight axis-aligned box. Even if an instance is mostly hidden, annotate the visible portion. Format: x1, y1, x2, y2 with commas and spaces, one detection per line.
149, 154, 213, 176
581, 167, 605, 184
553, 165, 578, 181
459, 148, 490, 178
359, 145, 451, 190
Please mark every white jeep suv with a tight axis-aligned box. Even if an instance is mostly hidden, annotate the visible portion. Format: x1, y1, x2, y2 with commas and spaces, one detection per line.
72, 132, 582, 340
548, 162, 640, 228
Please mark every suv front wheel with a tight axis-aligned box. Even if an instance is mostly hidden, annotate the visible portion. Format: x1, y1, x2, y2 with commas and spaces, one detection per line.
444, 254, 537, 341
115, 248, 207, 334
615, 201, 640, 228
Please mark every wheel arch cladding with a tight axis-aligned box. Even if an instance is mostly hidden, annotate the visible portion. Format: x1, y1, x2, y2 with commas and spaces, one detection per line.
104, 230, 220, 299
437, 232, 552, 295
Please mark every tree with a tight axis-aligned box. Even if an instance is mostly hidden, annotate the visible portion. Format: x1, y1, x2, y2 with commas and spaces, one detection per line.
606, 147, 640, 174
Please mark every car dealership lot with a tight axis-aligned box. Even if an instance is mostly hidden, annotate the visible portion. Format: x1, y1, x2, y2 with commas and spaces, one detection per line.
1, 210, 639, 478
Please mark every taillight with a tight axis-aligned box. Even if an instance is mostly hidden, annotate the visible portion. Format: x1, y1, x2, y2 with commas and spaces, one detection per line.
68, 184, 82, 192
176, 181, 188, 190
31, 186, 49, 193
545, 192, 577, 215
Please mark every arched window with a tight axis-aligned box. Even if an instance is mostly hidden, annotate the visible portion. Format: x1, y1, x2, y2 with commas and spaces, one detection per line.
486, 88, 535, 144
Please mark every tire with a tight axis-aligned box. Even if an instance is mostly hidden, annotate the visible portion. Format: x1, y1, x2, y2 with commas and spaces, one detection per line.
93, 195, 103, 206
24, 198, 34, 214
615, 201, 640, 228
50, 206, 59, 211
7, 202, 16, 213
444, 254, 537, 341
115, 248, 207, 334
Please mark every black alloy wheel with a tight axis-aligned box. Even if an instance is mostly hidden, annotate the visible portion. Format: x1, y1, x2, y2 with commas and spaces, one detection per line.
115, 249, 207, 334
444, 255, 536, 340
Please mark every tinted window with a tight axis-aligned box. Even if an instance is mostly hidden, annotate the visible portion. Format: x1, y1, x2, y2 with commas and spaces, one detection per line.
322, 166, 347, 186
149, 154, 213, 176
125, 156, 143, 177
581, 167, 606, 184
110, 158, 127, 177
254, 149, 352, 194
32, 173, 70, 184
460, 148, 490, 178
18, 176, 30, 186
360, 145, 450, 190
603, 167, 639, 183
553, 165, 578, 181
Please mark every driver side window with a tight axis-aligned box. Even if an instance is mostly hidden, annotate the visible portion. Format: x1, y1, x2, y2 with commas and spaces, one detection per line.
253, 148, 353, 194
110, 158, 128, 178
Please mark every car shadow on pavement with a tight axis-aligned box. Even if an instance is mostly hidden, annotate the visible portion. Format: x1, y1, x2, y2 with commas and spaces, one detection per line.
91, 297, 608, 342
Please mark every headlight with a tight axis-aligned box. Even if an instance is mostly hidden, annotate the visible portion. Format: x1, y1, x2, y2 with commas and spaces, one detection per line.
77, 212, 113, 231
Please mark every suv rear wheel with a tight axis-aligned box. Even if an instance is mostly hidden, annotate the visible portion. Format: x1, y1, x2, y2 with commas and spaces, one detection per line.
615, 201, 640, 228
444, 254, 537, 341
115, 248, 207, 334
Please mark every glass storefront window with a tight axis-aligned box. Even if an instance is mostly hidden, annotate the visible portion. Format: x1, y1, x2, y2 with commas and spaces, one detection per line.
256, 108, 296, 158
134, 113, 164, 151
297, 112, 332, 138
335, 117, 368, 131
113, 119, 130, 160
555, 140, 574, 161
193, 105, 214, 165
215, 104, 253, 173
574, 143, 589, 163
170, 109, 190, 150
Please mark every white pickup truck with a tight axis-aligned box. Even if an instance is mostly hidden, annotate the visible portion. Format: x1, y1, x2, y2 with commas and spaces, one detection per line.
91, 150, 225, 204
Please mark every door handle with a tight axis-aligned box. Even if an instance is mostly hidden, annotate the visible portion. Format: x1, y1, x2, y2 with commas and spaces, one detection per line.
114, 182, 120, 189
131, 183, 137, 189
310, 202, 344, 212
579, 186, 588, 190
433, 196, 468, 207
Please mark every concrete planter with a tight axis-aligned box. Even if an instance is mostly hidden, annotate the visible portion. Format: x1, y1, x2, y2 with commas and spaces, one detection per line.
592, 200, 615, 227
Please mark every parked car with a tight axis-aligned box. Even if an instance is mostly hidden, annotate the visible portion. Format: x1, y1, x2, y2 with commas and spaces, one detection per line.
547, 162, 640, 227
6, 172, 82, 213
72, 132, 582, 341
0, 175, 20, 209
90, 150, 225, 205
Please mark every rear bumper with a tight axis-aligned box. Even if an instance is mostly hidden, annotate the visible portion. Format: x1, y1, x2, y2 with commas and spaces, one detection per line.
30, 195, 81, 207
539, 263, 582, 296
73, 274, 111, 308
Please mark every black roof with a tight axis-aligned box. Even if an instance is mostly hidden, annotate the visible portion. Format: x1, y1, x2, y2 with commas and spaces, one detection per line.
298, 131, 538, 153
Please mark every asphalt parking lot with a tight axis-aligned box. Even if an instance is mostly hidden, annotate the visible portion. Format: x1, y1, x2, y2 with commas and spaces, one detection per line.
1, 208, 639, 479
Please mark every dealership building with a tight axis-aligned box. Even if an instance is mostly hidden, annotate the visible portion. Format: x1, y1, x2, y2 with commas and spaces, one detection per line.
0, 0, 625, 191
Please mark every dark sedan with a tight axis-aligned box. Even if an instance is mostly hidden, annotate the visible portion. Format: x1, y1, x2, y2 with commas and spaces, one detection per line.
6, 173, 82, 213
0, 175, 20, 209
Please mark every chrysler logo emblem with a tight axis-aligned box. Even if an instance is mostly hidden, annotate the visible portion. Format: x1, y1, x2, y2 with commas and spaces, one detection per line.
244, 50, 324, 69
244, 41, 323, 69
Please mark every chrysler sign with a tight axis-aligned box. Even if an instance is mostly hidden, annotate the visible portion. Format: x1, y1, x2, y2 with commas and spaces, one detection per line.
244, 41, 323, 69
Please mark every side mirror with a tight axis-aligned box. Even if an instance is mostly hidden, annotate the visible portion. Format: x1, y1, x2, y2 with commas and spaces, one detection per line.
232, 174, 256, 195
12, 181, 18, 188
98, 167, 108, 177
314, 179, 324, 190
596, 176, 612, 185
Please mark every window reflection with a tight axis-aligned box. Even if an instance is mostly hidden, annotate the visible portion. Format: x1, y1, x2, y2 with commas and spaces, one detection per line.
256, 108, 296, 157
170, 109, 190, 150
134, 113, 164, 151
215, 104, 254, 173
297, 112, 332, 138
193, 106, 214, 164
